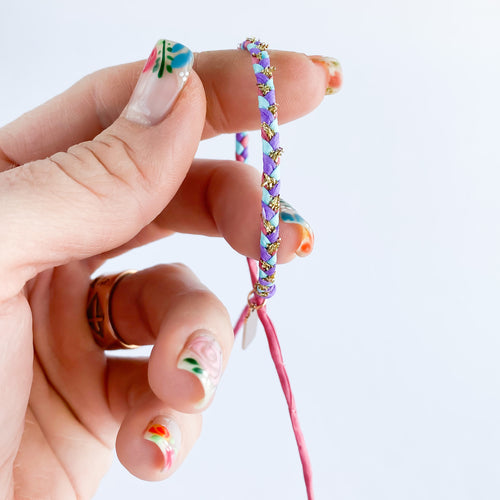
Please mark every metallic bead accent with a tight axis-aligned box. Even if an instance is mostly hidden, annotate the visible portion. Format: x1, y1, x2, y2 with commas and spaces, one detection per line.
262, 216, 276, 234
262, 122, 275, 139
268, 195, 281, 212
262, 272, 276, 283
269, 147, 284, 163
255, 284, 270, 297
262, 66, 276, 78
268, 104, 279, 116
266, 238, 281, 255
257, 83, 272, 95
260, 259, 274, 272
262, 173, 278, 189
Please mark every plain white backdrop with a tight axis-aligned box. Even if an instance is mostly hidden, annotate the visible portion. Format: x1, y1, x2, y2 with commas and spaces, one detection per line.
2, 0, 500, 499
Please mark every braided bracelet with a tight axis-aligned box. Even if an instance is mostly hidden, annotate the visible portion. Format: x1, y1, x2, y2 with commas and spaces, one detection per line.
238, 38, 282, 299
234, 38, 315, 500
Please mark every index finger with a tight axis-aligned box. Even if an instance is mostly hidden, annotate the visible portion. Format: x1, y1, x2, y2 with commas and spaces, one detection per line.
0, 48, 341, 169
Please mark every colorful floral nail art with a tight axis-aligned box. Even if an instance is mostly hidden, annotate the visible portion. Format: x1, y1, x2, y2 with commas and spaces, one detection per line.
142, 40, 193, 79
178, 332, 223, 409
309, 56, 343, 95
144, 417, 181, 472
125, 39, 193, 126
280, 199, 315, 257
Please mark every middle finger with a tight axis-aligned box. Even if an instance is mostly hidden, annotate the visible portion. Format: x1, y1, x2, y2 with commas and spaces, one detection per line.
96, 158, 314, 265
0, 46, 338, 169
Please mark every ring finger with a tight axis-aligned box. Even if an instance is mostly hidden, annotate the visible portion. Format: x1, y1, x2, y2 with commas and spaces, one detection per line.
107, 263, 234, 414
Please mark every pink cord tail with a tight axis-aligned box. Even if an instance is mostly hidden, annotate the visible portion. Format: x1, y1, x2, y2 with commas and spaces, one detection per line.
233, 259, 315, 500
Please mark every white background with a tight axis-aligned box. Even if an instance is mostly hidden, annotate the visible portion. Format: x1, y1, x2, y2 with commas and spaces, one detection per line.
2, 0, 500, 499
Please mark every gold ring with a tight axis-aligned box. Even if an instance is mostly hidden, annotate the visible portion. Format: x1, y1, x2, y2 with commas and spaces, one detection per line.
86, 270, 139, 350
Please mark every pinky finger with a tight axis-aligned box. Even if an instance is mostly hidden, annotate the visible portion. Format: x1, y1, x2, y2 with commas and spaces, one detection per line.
115, 390, 201, 480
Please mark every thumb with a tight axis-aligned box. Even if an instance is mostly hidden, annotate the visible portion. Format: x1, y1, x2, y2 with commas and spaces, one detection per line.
0, 40, 205, 298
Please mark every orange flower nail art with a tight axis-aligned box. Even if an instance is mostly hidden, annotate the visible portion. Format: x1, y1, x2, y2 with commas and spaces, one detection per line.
310, 56, 343, 95
144, 417, 181, 472
280, 199, 315, 257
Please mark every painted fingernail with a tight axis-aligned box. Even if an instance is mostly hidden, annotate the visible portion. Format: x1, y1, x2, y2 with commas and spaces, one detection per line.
125, 39, 194, 125
144, 416, 181, 472
280, 199, 315, 257
177, 332, 223, 409
309, 56, 343, 95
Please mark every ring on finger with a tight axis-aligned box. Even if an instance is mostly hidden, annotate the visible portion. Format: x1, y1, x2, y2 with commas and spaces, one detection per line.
86, 270, 139, 350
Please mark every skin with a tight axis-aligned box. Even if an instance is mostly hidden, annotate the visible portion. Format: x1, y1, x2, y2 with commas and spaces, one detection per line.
0, 49, 333, 499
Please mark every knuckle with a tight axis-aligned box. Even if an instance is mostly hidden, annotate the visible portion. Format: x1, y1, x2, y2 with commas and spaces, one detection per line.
64, 138, 149, 207
188, 288, 230, 322
149, 263, 194, 279
205, 85, 231, 136
48, 140, 151, 228
194, 52, 230, 135
167, 262, 194, 275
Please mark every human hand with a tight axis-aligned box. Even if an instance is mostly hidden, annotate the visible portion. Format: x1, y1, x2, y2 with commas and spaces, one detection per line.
0, 40, 341, 499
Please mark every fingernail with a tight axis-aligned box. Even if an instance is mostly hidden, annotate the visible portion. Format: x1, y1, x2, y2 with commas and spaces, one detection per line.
280, 199, 315, 257
309, 56, 343, 95
144, 416, 181, 472
125, 39, 194, 125
177, 331, 223, 409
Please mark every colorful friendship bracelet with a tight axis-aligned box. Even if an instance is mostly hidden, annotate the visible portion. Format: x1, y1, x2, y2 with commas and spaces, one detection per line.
238, 38, 283, 299
234, 38, 315, 500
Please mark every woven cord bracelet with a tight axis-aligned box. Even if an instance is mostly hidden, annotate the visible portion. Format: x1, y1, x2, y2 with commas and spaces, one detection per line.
233, 38, 315, 500
239, 38, 282, 299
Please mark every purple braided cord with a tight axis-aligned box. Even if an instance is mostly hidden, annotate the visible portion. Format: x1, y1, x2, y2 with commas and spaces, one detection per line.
238, 38, 282, 299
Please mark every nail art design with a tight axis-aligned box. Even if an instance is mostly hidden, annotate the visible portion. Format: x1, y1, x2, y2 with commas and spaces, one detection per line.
144, 417, 181, 472
280, 199, 315, 257
125, 39, 193, 125
178, 332, 223, 408
309, 56, 343, 95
